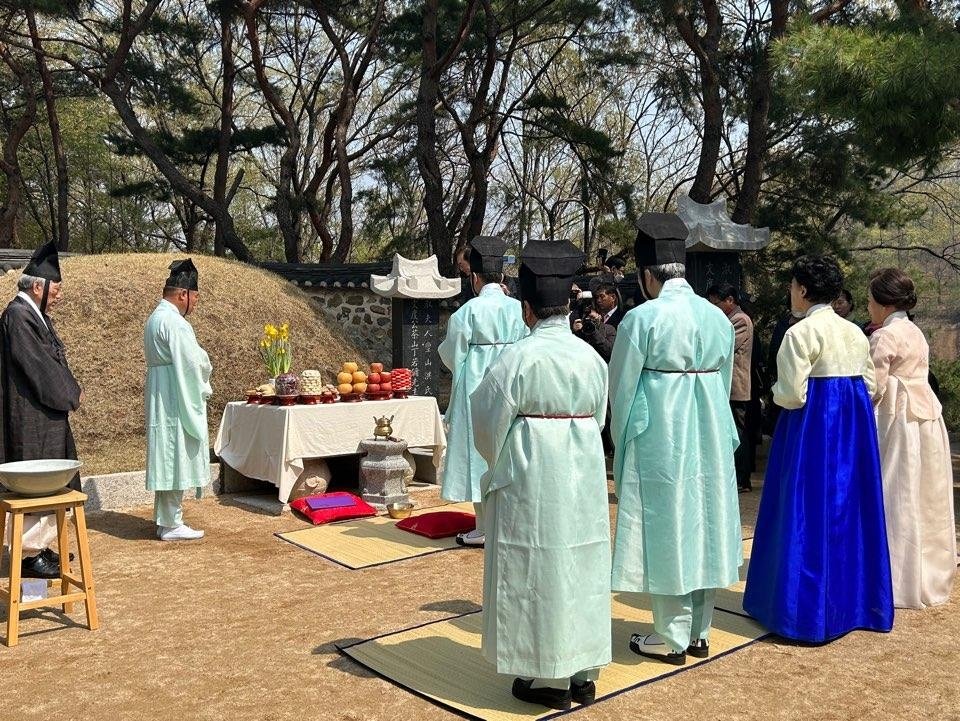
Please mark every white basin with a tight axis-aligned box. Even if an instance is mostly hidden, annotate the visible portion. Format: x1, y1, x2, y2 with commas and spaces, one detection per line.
0, 459, 82, 497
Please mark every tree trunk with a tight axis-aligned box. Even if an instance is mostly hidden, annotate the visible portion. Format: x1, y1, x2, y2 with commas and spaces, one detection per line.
213, 5, 235, 257
102, 80, 252, 261
27, 9, 69, 251
416, 0, 452, 273
669, 0, 723, 204
731, 0, 788, 224
0, 43, 38, 247
691, 68, 722, 204
243, 1, 303, 262
332, 86, 356, 263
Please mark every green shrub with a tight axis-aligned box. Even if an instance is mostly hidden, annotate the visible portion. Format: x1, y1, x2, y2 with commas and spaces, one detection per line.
931, 358, 960, 433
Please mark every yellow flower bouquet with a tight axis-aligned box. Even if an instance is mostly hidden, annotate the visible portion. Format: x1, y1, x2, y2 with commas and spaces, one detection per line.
259, 322, 291, 378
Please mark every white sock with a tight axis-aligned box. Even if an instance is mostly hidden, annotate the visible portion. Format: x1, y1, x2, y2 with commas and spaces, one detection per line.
531, 677, 569, 690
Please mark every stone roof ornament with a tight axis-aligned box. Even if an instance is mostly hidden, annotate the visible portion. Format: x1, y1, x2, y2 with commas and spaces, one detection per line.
370, 254, 460, 299
676, 195, 770, 252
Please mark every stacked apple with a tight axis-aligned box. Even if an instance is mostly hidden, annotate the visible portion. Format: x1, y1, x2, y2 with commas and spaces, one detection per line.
336, 362, 367, 395
366, 363, 392, 394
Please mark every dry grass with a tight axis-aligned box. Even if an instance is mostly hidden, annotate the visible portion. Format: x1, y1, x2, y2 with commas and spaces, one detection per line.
1, 254, 366, 474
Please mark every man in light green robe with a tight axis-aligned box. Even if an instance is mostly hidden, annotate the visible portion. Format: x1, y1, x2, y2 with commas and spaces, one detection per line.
438, 236, 526, 546
609, 213, 742, 664
144, 259, 212, 542
471, 240, 610, 711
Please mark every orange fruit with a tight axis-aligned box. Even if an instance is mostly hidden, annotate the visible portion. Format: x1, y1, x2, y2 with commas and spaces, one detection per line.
351, 371, 367, 382
342, 362, 359, 373
336, 371, 353, 384
353, 382, 367, 393
337, 383, 353, 395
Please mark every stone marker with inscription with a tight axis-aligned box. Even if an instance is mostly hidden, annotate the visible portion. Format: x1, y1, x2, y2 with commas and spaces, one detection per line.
370, 255, 460, 399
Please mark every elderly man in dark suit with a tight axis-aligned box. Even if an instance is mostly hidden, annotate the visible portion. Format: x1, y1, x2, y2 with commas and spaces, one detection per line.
708, 283, 755, 492
0, 241, 83, 578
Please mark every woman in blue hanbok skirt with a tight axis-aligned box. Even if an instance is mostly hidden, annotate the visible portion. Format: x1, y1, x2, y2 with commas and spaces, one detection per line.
743, 255, 893, 643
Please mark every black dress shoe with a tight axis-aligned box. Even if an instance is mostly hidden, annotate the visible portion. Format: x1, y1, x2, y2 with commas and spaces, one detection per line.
687, 638, 709, 658
511, 678, 572, 710
41, 548, 74, 564
571, 679, 596, 705
21, 553, 61, 579
629, 633, 686, 665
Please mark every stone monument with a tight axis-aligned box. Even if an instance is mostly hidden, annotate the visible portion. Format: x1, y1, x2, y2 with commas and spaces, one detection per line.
370, 254, 460, 399
676, 195, 770, 296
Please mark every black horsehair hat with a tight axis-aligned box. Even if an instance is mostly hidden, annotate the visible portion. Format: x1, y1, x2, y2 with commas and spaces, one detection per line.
468, 235, 508, 275
166, 258, 199, 291
23, 240, 61, 282
519, 239, 585, 306
634, 212, 687, 267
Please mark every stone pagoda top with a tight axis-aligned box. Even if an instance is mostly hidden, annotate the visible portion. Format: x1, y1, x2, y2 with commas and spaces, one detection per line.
676, 195, 770, 253
370, 254, 461, 299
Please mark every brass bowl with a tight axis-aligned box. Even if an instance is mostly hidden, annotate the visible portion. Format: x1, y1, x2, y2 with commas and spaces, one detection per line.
386, 502, 415, 519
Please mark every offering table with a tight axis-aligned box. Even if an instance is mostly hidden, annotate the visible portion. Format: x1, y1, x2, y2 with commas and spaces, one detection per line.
213, 396, 446, 503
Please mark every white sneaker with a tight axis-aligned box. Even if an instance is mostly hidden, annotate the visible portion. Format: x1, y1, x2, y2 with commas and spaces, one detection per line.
629, 632, 686, 665
455, 530, 485, 547
159, 524, 205, 541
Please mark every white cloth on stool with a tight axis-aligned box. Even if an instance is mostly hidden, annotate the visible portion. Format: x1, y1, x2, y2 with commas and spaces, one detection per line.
4, 513, 58, 556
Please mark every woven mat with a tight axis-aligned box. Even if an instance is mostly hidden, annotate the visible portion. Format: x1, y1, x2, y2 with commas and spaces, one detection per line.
715, 537, 753, 616
276, 502, 475, 569
339, 593, 768, 721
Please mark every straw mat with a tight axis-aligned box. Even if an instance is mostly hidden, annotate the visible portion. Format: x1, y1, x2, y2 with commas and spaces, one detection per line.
714, 536, 753, 616
338, 593, 768, 721
276, 502, 475, 569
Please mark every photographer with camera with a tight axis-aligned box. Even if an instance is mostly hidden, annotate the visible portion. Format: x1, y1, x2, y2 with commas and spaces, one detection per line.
572, 289, 617, 362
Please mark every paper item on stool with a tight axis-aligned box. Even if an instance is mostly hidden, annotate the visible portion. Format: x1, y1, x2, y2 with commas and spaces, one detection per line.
21, 579, 48, 603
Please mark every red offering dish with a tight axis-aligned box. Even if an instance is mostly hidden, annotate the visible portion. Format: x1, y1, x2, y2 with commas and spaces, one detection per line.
298, 394, 323, 405
245, 393, 261, 404
317, 394, 338, 404
391, 368, 413, 396
365, 390, 393, 401
339, 392, 364, 403
253, 395, 274, 405
274, 394, 299, 406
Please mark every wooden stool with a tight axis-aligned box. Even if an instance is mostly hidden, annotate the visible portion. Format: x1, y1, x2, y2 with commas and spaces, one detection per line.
0, 490, 99, 646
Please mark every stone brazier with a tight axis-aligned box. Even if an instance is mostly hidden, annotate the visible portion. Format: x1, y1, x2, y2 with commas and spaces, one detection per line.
359, 437, 410, 509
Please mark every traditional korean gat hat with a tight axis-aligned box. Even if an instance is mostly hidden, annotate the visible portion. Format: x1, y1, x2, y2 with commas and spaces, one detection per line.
165, 258, 199, 291
23, 240, 61, 282
634, 212, 688, 267
519, 239, 585, 306
468, 235, 508, 275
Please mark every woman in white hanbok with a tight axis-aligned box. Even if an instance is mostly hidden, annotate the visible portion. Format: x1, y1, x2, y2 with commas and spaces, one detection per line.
868, 268, 956, 609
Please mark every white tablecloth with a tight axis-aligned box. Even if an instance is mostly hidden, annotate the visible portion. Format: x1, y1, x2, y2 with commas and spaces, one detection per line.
213, 396, 446, 502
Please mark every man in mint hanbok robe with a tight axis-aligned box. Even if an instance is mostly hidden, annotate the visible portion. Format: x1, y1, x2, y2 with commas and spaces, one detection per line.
609, 213, 742, 665
144, 259, 212, 542
471, 240, 611, 711
438, 236, 526, 547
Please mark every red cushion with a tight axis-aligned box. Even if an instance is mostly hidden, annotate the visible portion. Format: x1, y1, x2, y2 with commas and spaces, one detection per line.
290, 492, 377, 525
395, 510, 476, 539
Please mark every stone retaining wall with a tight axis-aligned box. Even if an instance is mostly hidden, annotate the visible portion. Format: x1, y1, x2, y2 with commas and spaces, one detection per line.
295, 284, 457, 408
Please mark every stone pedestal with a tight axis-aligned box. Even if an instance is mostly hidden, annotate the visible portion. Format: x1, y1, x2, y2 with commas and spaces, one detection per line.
359, 438, 410, 509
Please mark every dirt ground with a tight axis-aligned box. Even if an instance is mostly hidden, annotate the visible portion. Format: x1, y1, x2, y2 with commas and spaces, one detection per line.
0, 470, 958, 721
